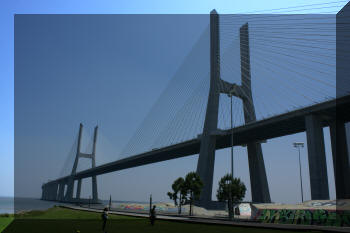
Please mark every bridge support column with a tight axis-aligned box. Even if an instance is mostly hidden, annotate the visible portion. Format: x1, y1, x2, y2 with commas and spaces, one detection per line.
52, 183, 59, 201
92, 177, 98, 202
240, 23, 271, 203
332, 2, 350, 200
58, 182, 65, 201
246, 142, 271, 203
65, 123, 83, 202
43, 186, 47, 200
48, 185, 53, 200
41, 185, 45, 200
92, 127, 98, 202
47, 185, 52, 200
65, 178, 75, 202
45, 186, 49, 200
44, 187, 48, 200
48, 186, 51, 200
305, 114, 329, 200
196, 9, 220, 207
330, 121, 350, 199
76, 179, 82, 200
46, 187, 50, 200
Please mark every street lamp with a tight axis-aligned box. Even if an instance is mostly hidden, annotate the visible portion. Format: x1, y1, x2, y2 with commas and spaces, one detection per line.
293, 142, 304, 203
228, 92, 234, 179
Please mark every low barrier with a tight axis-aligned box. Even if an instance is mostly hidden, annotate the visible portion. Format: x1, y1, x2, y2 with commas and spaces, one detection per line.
114, 203, 187, 213
254, 209, 350, 227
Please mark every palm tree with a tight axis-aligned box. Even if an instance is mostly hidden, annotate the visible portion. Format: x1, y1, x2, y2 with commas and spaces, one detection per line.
217, 174, 246, 220
184, 172, 203, 216
167, 177, 186, 214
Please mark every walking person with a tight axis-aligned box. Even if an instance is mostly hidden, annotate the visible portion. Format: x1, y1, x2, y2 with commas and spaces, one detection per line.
150, 205, 156, 226
101, 207, 109, 233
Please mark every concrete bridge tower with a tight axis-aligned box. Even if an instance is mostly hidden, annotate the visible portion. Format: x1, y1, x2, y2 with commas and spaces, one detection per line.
58, 123, 99, 203
196, 10, 271, 208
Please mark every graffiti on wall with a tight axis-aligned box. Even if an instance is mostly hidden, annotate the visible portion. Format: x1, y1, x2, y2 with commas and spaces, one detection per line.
115, 203, 185, 213
238, 203, 251, 216
255, 209, 350, 227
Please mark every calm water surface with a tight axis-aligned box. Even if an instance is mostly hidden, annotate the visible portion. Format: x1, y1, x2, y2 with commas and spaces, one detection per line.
0, 197, 148, 214
0, 197, 61, 214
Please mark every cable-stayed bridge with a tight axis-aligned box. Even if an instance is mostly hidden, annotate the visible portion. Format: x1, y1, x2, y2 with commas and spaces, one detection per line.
42, 3, 350, 209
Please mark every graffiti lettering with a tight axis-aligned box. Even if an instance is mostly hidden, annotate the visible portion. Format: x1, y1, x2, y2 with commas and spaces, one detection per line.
255, 209, 350, 227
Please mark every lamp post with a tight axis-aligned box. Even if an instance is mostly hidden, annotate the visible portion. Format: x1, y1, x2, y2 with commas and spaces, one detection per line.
228, 92, 234, 179
149, 194, 152, 216
293, 142, 304, 203
109, 195, 112, 211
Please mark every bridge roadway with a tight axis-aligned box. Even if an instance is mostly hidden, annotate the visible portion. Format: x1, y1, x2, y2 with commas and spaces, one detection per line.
47, 95, 350, 184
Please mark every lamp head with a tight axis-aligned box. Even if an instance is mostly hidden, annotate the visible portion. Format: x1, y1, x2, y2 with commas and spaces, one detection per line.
293, 142, 304, 148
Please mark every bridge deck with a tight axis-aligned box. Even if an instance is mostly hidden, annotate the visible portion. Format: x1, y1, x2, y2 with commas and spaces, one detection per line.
46, 95, 350, 184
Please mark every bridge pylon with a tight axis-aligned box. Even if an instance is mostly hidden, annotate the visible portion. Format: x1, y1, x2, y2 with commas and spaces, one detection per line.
196, 10, 271, 208
64, 123, 99, 203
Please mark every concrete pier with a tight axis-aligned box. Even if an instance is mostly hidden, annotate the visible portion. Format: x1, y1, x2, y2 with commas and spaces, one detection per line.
305, 114, 329, 200
239, 23, 270, 203
334, 2, 350, 200
65, 178, 75, 201
196, 9, 221, 207
330, 121, 350, 199
76, 179, 82, 199
92, 127, 98, 202
58, 181, 65, 201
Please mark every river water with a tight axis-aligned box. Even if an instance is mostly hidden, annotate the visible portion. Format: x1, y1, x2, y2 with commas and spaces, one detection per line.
0, 197, 63, 214
0, 197, 149, 214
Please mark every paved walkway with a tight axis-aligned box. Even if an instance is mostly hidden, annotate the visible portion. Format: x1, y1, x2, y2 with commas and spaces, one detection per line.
60, 205, 350, 233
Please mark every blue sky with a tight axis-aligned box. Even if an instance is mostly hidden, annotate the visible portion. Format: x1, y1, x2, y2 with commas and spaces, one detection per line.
0, 0, 347, 203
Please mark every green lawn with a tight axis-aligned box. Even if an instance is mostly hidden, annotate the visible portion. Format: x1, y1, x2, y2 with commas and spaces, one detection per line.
1, 207, 319, 233
0, 217, 13, 233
